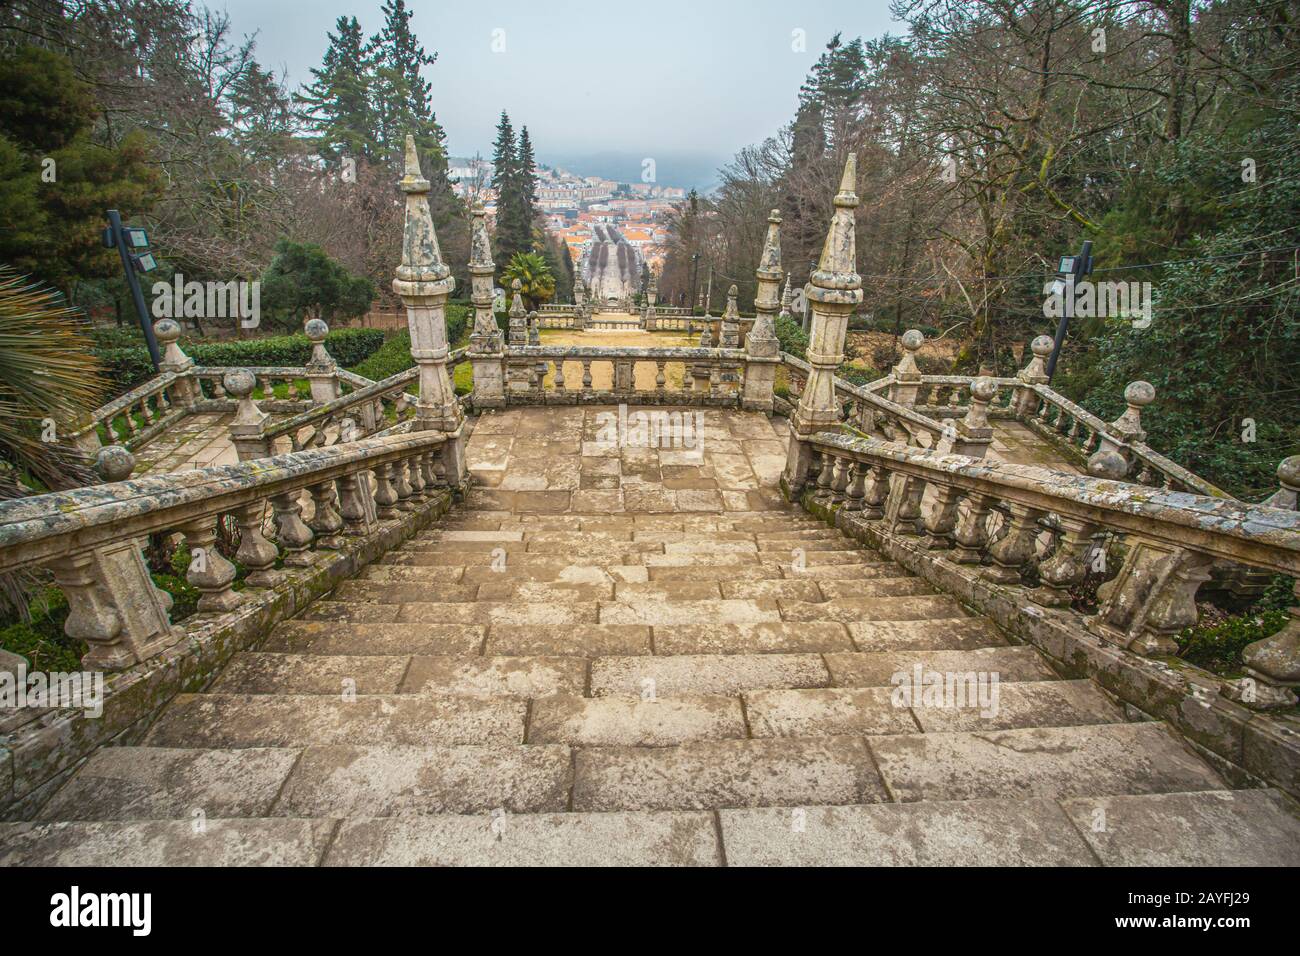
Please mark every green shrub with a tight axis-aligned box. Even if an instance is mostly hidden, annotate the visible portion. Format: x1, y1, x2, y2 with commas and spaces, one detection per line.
775, 315, 809, 359
1176, 609, 1289, 675
0, 585, 81, 672
836, 364, 884, 387
96, 328, 386, 390
349, 331, 415, 382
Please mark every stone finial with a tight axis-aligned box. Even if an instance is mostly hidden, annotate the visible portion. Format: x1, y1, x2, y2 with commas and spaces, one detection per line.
223, 368, 263, 421
758, 209, 783, 278
893, 329, 925, 380
1110, 380, 1155, 442
809, 154, 863, 304
1019, 335, 1054, 383
962, 377, 998, 432
470, 204, 494, 271
724, 285, 739, 319
304, 318, 333, 369
1266, 456, 1300, 510
393, 134, 451, 289
154, 318, 192, 370
778, 273, 793, 319
508, 278, 528, 347
94, 445, 135, 483
1088, 448, 1129, 479
509, 278, 525, 317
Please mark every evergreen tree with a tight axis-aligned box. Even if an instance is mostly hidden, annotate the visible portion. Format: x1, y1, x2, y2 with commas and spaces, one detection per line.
517, 125, 539, 226
295, 16, 378, 163
491, 111, 532, 264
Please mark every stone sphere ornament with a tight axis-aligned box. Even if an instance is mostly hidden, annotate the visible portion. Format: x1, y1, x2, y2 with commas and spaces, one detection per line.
153, 318, 181, 345
222, 368, 257, 399
1124, 380, 1156, 408
1088, 448, 1129, 480
95, 445, 136, 483
901, 329, 925, 352
1278, 456, 1300, 491
1031, 334, 1054, 357
304, 318, 329, 343
970, 376, 999, 403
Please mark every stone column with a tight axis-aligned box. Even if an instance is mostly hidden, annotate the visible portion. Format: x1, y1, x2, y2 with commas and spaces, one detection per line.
720, 285, 741, 349
645, 273, 659, 330
154, 317, 200, 408
391, 134, 467, 487
304, 318, 341, 403
573, 277, 588, 330
224, 369, 271, 460
1013, 334, 1052, 417
467, 203, 505, 408
743, 209, 782, 413
782, 154, 863, 494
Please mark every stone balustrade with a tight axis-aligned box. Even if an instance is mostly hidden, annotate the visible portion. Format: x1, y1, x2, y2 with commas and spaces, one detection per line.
66, 372, 187, 454
0, 428, 449, 672
804, 430, 1300, 707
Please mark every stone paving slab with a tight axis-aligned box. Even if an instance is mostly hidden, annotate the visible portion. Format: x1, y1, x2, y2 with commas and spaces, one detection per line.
485, 624, 653, 657
573, 737, 888, 811
846, 619, 1001, 652
745, 688, 920, 737
145, 694, 526, 748
652, 621, 854, 656
781, 596, 966, 623
868, 723, 1225, 803
38, 747, 300, 821
263, 621, 485, 656
719, 798, 1098, 866
272, 744, 572, 816
1059, 789, 1300, 866
909, 679, 1124, 733
529, 694, 747, 747
825, 646, 1050, 686
213, 653, 410, 694
599, 598, 781, 626
399, 655, 587, 697
0, 819, 333, 866
590, 653, 831, 697
325, 811, 721, 866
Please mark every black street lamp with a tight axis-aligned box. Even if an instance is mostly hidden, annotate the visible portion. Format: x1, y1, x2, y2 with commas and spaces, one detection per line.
1045, 240, 1093, 381
102, 209, 162, 370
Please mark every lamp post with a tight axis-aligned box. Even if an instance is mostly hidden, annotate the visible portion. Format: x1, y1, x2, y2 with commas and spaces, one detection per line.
1045, 239, 1093, 381
102, 210, 161, 370
688, 253, 700, 317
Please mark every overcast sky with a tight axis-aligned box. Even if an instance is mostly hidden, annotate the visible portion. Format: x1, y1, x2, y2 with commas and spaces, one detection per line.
219, 0, 902, 184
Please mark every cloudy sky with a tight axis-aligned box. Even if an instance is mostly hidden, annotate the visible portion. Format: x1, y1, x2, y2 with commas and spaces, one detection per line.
219, 0, 901, 187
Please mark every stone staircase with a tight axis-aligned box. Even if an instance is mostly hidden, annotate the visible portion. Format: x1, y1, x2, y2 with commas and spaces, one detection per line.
4, 500, 1298, 866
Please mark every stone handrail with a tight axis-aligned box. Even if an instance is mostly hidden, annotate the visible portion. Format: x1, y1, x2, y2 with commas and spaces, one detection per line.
264, 367, 419, 448
493, 344, 748, 404
780, 353, 949, 446
0, 430, 448, 669
802, 429, 1300, 706
65, 371, 185, 452
191, 365, 311, 402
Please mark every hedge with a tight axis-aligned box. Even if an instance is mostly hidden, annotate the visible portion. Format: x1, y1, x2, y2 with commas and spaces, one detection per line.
95, 328, 387, 391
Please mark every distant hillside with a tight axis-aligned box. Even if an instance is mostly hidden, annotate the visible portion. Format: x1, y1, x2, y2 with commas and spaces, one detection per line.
537, 150, 724, 194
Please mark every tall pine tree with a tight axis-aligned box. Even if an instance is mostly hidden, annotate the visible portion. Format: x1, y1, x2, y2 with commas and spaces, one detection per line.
295, 16, 377, 163
491, 110, 532, 265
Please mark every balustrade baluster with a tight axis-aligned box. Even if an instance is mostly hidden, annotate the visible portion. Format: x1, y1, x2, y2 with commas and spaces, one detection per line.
372, 462, 399, 518
337, 473, 373, 535
140, 398, 154, 425
843, 461, 866, 511
554, 360, 566, 390
815, 450, 835, 495
582, 360, 593, 392
983, 503, 1045, 583
1029, 519, 1098, 606
921, 485, 963, 549
270, 491, 317, 565
655, 361, 666, 391
829, 455, 851, 501
179, 517, 243, 612
308, 480, 346, 548
950, 493, 995, 563
406, 454, 427, 502
392, 454, 415, 510
862, 463, 891, 519
211, 377, 227, 399
885, 474, 926, 535
234, 501, 283, 587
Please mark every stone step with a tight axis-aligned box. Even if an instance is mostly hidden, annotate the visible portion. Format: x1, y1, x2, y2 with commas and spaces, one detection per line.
144, 694, 526, 749
263, 620, 485, 656
816, 578, 937, 599
573, 737, 887, 811
212, 653, 411, 694
779, 595, 968, 623
868, 722, 1225, 802
598, 598, 781, 626
846, 618, 1004, 652
0, 819, 334, 866
743, 680, 1123, 738
590, 653, 831, 697
273, 744, 573, 816
651, 621, 854, 655
486, 624, 653, 657
528, 694, 747, 746
768, 563, 911, 580
718, 797, 1099, 866
401, 655, 588, 697
38, 746, 301, 821
324, 811, 721, 866
824, 646, 1052, 686
1057, 789, 1300, 866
